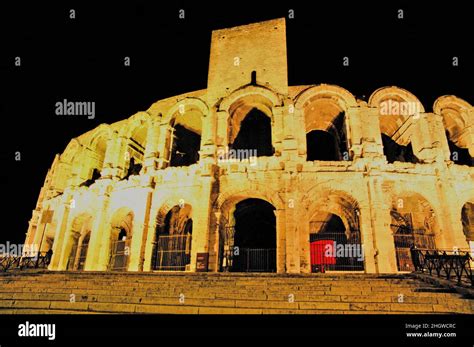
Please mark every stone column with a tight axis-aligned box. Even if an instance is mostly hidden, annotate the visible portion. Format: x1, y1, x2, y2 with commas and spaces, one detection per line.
84, 187, 112, 271
360, 106, 385, 158
272, 105, 284, 157
215, 110, 229, 151
143, 121, 160, 173
367, 174, 398, 273
101, 131, 119, 178
275, 209, 286, 273
284, 197, 300, 273
190, 176, 213, 271
357, 204, 377, 273
128, 189, 153, 271
156, 124, 173, 169
49, 193, 73, 270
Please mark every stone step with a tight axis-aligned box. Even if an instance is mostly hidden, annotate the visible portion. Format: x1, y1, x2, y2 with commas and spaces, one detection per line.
0, 272, 471, 314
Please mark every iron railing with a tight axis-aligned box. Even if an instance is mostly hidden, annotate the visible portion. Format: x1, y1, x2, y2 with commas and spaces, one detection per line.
0, 252, 51, 272
231, 248, 276, 272
309, 230, 364, 272
152, 234, 192, 271
411, 248, 473, 286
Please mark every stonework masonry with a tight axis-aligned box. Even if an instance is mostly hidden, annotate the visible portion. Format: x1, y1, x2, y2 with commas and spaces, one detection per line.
25, 18, 474, 275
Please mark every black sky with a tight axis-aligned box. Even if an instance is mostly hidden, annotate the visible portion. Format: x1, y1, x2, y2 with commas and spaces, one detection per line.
1, 1, 472, 244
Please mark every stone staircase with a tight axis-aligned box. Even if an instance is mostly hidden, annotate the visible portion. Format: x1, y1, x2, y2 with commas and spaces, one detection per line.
0, 271, 472, 314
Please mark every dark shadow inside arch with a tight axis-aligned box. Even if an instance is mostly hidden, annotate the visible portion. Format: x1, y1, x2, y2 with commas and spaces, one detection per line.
170, 124, 201, 167
382, 134, 419, 164
152, 205, 193, 271
231, 198, 276, 272
307, 130, 339, 161
306, 111, 347, 161
462, 202, 474, 243
231, 108, 274, 157
446, 132, 473, 166
109, 228, 129, 271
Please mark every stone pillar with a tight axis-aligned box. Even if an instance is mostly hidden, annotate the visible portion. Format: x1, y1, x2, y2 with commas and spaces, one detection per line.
128, 190, 153, 271
281, 102, 299, 162
49, 193, 73, 270
284, 197, 300, 273
156, 124, 172, 169
433, 176, 470, 250
360, 106, 385, 158
143, 121, 160, 173
298, 209, 311, 273
84, 187, 112, 271
275, 209, 286, 273
367, 175, 399, 273
272, 105, 284, 156
142, 204, 159, 272
190, 176, 213, 271
357, 204, 377, 273
215, 110, 229, 151
101, 131, 119, 178
207, 211, 221, 272
345, 106, 364, 159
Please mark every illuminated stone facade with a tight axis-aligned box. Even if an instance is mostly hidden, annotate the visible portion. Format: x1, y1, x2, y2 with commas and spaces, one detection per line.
25, 18, 474, 275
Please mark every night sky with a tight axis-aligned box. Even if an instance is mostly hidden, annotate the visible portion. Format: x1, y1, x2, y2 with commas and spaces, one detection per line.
1, 1, 472, 244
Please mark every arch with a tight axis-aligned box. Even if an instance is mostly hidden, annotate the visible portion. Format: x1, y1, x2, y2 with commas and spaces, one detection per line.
164, 98, 207, 168
219, 85, 281, 113
433, 95, 473, 164
390, 191, 439, 271
368, 86, 425, 113
108, 207, 134, 271
66, 212, 93, 271
163, 97, 209, 126
218, 87, 280, 158
213, 185, 285, 213
294, 84, 357, 111
152, 202, 193, 271
369, 86, 424, 163
303, 188, 363, 272
294, 85, 354, 162
121, 113, 152, 178
306, 189, 361, 233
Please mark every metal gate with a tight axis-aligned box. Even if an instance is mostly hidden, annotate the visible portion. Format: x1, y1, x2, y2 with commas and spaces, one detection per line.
394, 230, 436, 271
109, 239, 130, 271
392, 212, 436, 271
76, 238, 89, 271
232, 248, 276, 272
152, 234, 192, 271
309, 230, 364, 272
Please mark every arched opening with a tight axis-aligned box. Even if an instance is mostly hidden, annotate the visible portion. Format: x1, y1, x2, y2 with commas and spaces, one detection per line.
80, 134, 108, 187
108, 209, 133, 271
461, 202, 474, 246
223, 198, 276, 272
152, 204, 193, 271
124, 122, 148, 179
168, 106, 202, 167
309, 197, 363, 272
66, 233, 80, 271
231, 109, 274, 157
76, 232, 90, 271
446, 131, 473, 166
66, 214, 92, 271
382, 134, 418, 164
390, 194, 437, 271
377, 97, 419, 164
302, 97, 348, 162
307, 130, 340, 161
